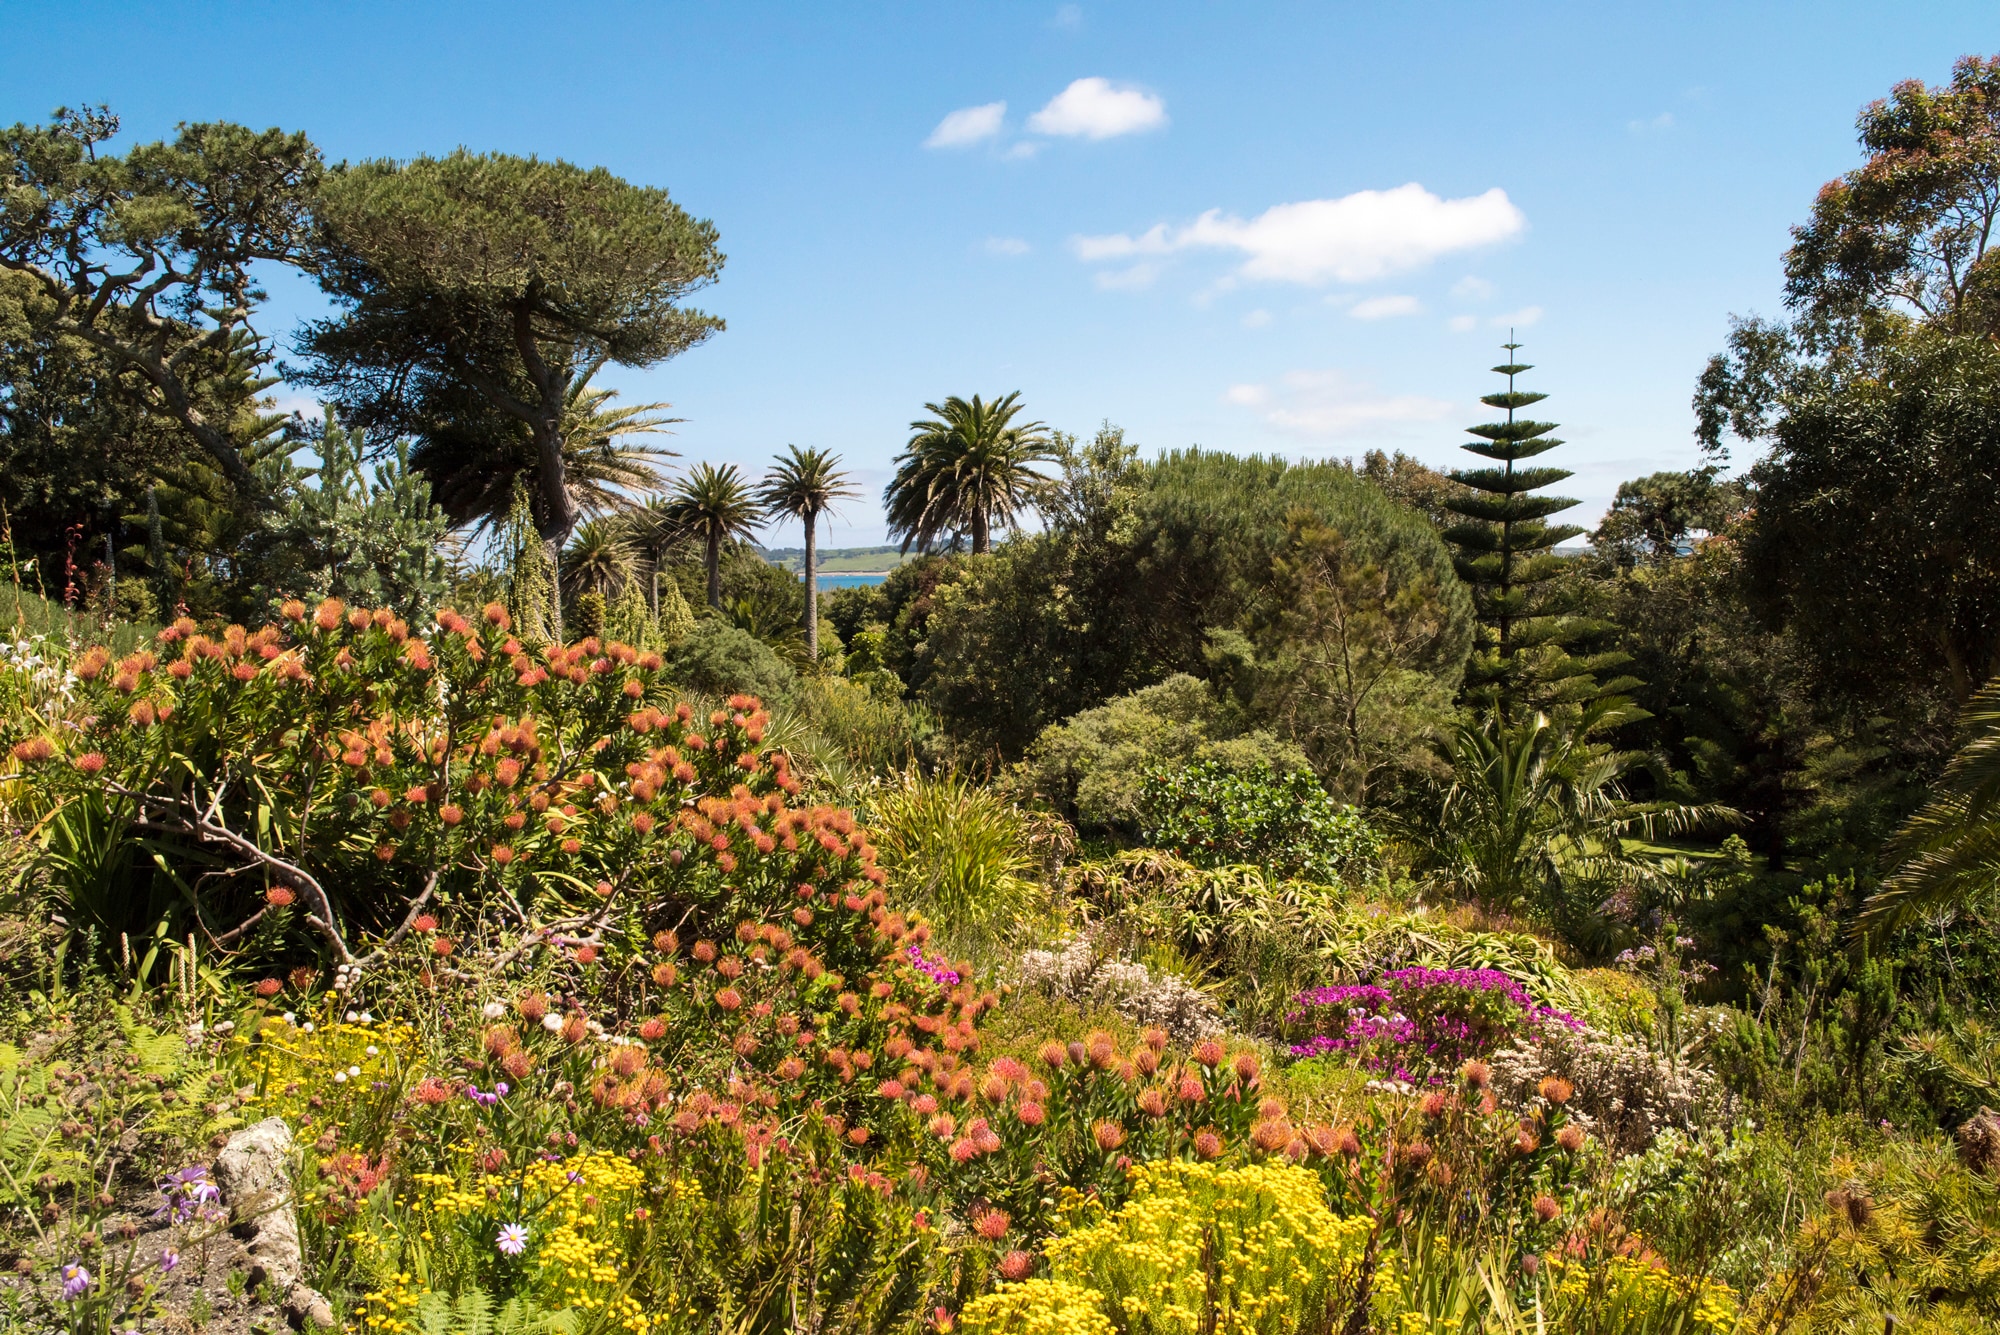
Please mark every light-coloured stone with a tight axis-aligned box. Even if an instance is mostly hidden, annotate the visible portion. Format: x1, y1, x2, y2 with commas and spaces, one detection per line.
212, 1118, 335, 1328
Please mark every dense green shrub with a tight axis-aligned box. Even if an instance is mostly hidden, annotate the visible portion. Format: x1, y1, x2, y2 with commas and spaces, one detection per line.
1012, 674, 1306, 835
1139, 759, 1378, 884
667, 619, 799, 708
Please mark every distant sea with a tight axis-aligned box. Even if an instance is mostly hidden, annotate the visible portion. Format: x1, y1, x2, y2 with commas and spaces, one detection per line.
813, 572, 890, 589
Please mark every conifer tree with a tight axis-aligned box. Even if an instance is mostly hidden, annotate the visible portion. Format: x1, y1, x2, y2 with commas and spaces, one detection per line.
1442, 342, 1617, 716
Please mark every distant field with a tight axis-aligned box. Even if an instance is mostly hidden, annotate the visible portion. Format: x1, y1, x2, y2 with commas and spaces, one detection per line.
761, 545, 910, 574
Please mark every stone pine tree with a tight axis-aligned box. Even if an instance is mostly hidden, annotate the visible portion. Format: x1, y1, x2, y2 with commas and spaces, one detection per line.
1442, 342, 1621, 717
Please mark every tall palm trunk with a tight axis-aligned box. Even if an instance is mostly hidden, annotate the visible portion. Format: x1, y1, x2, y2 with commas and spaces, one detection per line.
803, 511, 820, 659
705, 530, 722, 609
971, 507, 990, 555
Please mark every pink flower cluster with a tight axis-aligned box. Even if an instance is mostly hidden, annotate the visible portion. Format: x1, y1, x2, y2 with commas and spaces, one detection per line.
1285, 967, 1579, 1077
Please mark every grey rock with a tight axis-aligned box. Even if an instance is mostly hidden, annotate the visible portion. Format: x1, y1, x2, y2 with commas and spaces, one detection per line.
212, 1118, 335, 1328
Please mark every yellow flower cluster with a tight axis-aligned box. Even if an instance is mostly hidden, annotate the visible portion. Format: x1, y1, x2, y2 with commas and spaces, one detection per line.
244, 1015, 415, 1128
354, 1271, 422, 1333
960, 1279, 1116, 1335
1004, 1161, 1370, 1335
1543, 1252, 1740, 1333
521, 1152, 650, 1329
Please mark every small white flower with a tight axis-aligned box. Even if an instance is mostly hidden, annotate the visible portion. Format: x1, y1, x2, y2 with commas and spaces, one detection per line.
359, 1011, 374, 1023
302, 1022, 316, 1033
345, 1010, 359, 1023
282, 1012, 296, 1024
541, 1014, 563, 1033
365, 1045, 379, 1056
334, 1071, 348, 1083
347, 1065, 361, 1078
482, 1002, 506, 1020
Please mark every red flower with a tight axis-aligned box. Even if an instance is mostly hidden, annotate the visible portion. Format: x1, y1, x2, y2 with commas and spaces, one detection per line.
490, 844, 515, 866
1192, 1039, 1224, 1069
1193, 1130, 1224, 1160
715, 988, 742, 1011
431, 937, 455, 957
266, 887, 296, 908
73, 752, 106, 775
254, 978, 283, 998
412, 914, 438, 933
972, 1207, 1010, 1241
574, 945, 598, 965
998, 1251, 1033, 1281
1092, 1120, 1127, 1152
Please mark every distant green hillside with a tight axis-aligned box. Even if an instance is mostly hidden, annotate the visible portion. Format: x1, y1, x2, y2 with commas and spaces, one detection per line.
758, 545, 910, 574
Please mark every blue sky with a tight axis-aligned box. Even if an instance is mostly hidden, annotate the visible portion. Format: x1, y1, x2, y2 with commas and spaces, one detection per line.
4, 2, 1991, 546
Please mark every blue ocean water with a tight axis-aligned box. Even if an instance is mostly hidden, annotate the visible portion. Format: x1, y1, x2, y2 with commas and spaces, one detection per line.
813, 573, 890, 589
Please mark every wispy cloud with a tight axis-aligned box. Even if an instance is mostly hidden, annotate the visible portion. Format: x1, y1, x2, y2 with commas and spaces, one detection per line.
1626, 111, 1674, 134
1051, 3, 1083, 29
1027, 77, 1167, 139
983, 236, 1031, 257
1240, 308, 1272, 328
1492, 305, 1543, 329
1349, 294, 1423, 320
1448, 314, 1479, 333
1225, 369, 1454, 439
1450, 275, 1494, 300
926, 101, 1006, 148
1094, 262, 1158, 291
1073, 183, 1525, 286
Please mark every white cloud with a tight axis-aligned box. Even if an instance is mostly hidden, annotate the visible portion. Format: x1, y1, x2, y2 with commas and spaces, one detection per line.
1448, 314, 1479, 333
1240, 308, 1272, 328
1001, 141, 1041, 161
1051, 3, 1083, 28
1027, 77, 1167, 139
1072, 183, 1524, 285
926, 101, 1006, 148
1492, 305, 1543, 328
983, 236, 1031, 257
1451, 275, 1494, 300
1350, 294, 1423, 320
1224, 369, 1454, 439
1627, 111, 1674, 134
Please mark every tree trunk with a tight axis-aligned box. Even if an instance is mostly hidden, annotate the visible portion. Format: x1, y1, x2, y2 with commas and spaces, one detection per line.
705, 531, 722, 609
971, 508, 990, 555
804, 513, 819, 659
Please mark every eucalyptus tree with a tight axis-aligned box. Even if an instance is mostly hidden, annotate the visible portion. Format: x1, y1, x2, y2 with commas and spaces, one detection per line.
299, 148, 723, 624
667, 462, 760, 609
0, 106, 321, 494
885, 392, 1054, 555
758, 445, 859, 658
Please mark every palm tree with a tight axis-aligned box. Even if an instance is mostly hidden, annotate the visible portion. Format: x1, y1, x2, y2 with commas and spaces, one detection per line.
1860, 678, 2000, 935
666, 462, 760, 609
1423, 705, 1726, 914
884, 392, 1055, 555
415, 382, 679, 539
560, 518, 637, 604
757, 445, 859, 659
